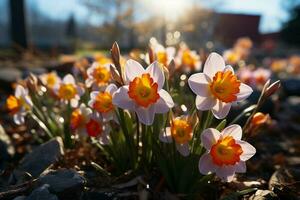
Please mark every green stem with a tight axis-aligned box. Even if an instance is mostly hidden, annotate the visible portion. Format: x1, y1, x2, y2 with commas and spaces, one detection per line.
30, 112, 54, 139
64, 102, 73, 148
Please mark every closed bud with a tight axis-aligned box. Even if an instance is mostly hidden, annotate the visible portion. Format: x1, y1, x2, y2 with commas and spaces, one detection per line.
251, 112, 270, 127
264, 80, 280, 98
26, 73, 39, 93
110, 64, 123, 86
148, 46, 155, 64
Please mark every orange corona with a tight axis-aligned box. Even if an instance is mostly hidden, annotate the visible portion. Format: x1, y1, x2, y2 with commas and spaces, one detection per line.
45, 73, 58, 88
93, 92, 114, 113
58, 84, 77, 100
86, 119, 102, 137
182, 50, 196, 69
6, 95, 21, 114
70, 109, 83, 130
210, 136, 243, 166
209, 71, 241, 103
93, 66, 110, 85
156, 52, 168, 67
128, 73, 160, 108
171, 119, 192, 144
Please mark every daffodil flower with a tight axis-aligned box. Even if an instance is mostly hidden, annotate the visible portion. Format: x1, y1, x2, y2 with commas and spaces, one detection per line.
88, 84, 118, 123
113, 60, 174, 125
85, 116, 111, 145
6, 85, 33, 125
152, 43, 175, 67
39, 71, 61, 89
159, 116, 193, 156
176, 45, 202, 71
53, 74, 84, 107
85, 62, 111, 88
70, 104, 92, 136
188, 52, 253, 119
199, 125, 256, 182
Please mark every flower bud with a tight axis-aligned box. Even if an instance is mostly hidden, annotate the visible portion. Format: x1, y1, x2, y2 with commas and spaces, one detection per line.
264, 80, 280, 98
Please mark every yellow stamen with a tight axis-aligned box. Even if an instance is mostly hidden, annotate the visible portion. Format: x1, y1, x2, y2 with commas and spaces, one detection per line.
171, 118, 192, 144
210, 136, 243, 166
209, 71, 240, 103
93, 92, 114, 113
128, 73, 159, 108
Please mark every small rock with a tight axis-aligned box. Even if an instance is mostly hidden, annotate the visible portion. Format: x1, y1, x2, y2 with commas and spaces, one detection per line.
13, 196, 27, 200
13, 137, 64, 181
81, 191, 114, 200
26, 184, 58, 200
38, 169, 85, 199
249, 190, 279, 200
269, 168, 300, 199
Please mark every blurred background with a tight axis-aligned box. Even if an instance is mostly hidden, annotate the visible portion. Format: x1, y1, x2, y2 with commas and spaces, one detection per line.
0, 0, 300, 80
1, 0, 300, 51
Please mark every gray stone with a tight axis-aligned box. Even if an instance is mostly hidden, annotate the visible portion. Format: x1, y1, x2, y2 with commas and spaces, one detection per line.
249, 190, 279, 200
13, 196, 26, 200
38, 169, 85, 196
26, 184, 58, 200
14, 137, 64, 180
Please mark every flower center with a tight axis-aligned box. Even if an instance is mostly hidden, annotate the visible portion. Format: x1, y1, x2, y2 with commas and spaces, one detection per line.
58, 84, 77, 100
6, 95, 21, 114
46, 73, 57, 88
209, 70, 241, 103
93, 66, 110, 85
182, 50, 196, 69
210, 136, 243, 166
171, 119, 192, 144
128, 73, 160, 108
157, 52, 168, 66
70, 109, 84, 130
86, 119, 102, 137
93, 92, 114, 113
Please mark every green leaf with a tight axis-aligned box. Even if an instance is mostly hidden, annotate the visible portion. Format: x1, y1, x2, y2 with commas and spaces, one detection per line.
216, 119, 227, 131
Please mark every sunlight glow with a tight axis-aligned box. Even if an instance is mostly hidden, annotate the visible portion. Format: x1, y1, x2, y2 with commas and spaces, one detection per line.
144, 0, 190, 20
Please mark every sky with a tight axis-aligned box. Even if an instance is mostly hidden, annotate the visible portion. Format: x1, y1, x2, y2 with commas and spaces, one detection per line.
24, 0, 298, 33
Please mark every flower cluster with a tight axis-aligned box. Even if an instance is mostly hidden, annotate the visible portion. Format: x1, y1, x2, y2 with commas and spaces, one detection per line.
6, 40, 280, 193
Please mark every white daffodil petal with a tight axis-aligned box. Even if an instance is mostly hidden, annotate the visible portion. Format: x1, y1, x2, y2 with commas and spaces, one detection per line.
106, 83, 118, 94
102, 112, 114, 122
70, 99, 79, 108
201, 128, 221, 150
155, 89, 174, 113
125, 59, 145, 83
159, 127, 173, 143
235, 161, 246, 173
15, 85, 26, 97
195, 95, 216, 110
90, 91, 99, 99
224, 65, 234, 73
146, 61, 165, 90
199, 153, 217, 175
63, 74, 75, 84
212, 101, 231, 119
188, 73, 210, 96
203, 52, 226, 78
176, 143, 190, 157
215, 166, 236, 182
112, 86, 135, 110
135, 105, 155, 125
237, 141, 256, 161
221, 124, 242, 140
236, 83, 253, 101
14, 113, 25, 125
